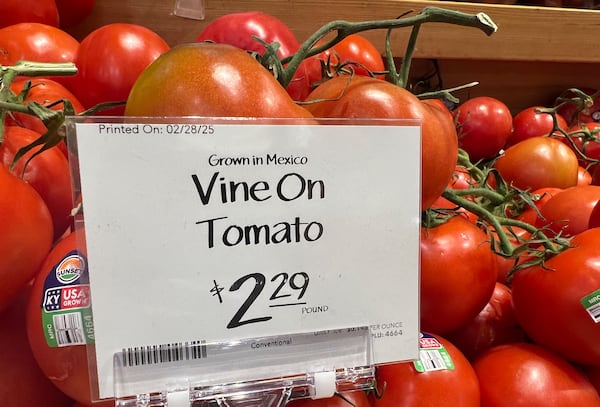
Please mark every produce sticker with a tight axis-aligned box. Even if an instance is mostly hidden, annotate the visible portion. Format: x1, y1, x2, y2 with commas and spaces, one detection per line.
68, 117, 422, 399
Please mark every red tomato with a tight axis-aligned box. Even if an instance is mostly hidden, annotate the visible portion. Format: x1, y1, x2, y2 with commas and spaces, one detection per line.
453, 96, 513, 162
71, 23, 170, 115
514, 186, 563, 227
0, 0, 59, 28
286, 391, 370, 407
585, 365, 600, 395
196, 11, 300, 58
54, 0, 95, 28
473, 342, 600, 407
27, 229, 112, 404
374, 333, 480, 407
494, 136, 579, 191
430, 165, 478, 222
304, 75, 458, 210
0, 164, 53, 311
0, 126, 73, 240
511, 227, 600, 365
589, 199, 600, 228
536, 184, 600, 237
579, 165, 593, 185
420, 216, 497, 335
508, 105, 568, 147
556, 87, 600, 126
445, 282, 526, 361
125, 42, 313, 119
0, 289, 73, 407
489, 225, 530, 285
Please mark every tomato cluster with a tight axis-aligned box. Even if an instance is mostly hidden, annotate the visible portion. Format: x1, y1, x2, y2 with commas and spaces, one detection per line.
2, 7, 600, 407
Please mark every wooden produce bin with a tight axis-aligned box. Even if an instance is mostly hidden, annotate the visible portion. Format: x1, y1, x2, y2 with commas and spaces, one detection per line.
66, 0, 600, 113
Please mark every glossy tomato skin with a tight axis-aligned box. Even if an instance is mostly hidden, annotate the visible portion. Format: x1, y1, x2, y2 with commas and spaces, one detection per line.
0, 289, 73, 407
420, 216, 497, 335
514, 187, 563, 227
511, 227, 600, 365
1, 126, 73, 241
453, 96, 513, 162
304, 75, 457, 210
196, 11, 300, 59
508, 105, 568, 147
125, 42, 313, 119
71, 23, 169, 115
473, 342, 600, 407
445, 282, 526, 361
0, 164, 53, 311
494, 136, 579, 191
374, 333, 479, 407
286, 391, 370, 407
589, 199, 600, 228
0, 0, 59, 28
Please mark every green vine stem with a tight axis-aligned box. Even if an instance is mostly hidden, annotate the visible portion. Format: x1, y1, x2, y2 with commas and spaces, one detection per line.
275, 7, 497, 88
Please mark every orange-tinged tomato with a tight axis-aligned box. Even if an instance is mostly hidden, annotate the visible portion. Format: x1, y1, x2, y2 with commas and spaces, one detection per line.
125, 42, 313, 119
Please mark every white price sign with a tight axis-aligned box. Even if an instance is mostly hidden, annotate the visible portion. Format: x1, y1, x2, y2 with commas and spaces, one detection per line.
71, 119, 421, 399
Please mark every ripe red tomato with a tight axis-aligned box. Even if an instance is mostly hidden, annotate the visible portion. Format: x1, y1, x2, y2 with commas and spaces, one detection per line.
125, 42, 313, 119
0, 0, 59, 28
0, 164, 53, 311
445, 282, 526, 361
473, 342, 600, 407
536, 184, 600, 237
0, 126, 73, 240
494, 136, 579, 191
589, 199, 600, 228
196, 11, 300, 59
71, 23, 170, 115
27, 229, 111, 404
453, 96, 513, 162
54, 0, 95, 28
286, 391, 370, 407
511, 227, 600, 365
579, 165, 593, 185
508, 105, 568, 147
374, 333, 480, 407
420, 215, 497, 335
556, 87, 600, 126
0, 289, 73, 407
304, 75, 458, 210
514, 186, 563, 227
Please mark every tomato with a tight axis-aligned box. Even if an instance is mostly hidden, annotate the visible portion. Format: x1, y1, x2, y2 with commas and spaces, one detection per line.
286, 391, 370, 407
0, 163, 53, 311
420, 215, 497, 335
304, 75, 457, 209
196, 11, 300, 59
513, 187, 563, 227
0, 0, 59, 28
589, 199, 600, 228
473, 342, 600, 407
579, 165, 593, 185
288, 34, 385, 101
125, 42, 313, 119
511, 227, 600, 365
0, 289, 73, 407
508, 105, 568, 147
27, 229, 112, 404
54, 0, 95, 28
71, 23, 170, 115
535, 184, 600, 237
453, 96, 513, 162
430, 165, 478, 222
556, 87, 600, 126
445, 282, 526, 361
374, 333, 479, 407
0, 126, 73, 240
494, 136, 579, 191
585, 365, 600, 395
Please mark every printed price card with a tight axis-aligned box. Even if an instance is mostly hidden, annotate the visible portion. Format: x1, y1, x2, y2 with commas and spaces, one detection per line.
70, 118, 422, 399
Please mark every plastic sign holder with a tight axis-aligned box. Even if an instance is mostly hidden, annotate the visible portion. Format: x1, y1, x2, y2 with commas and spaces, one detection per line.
65, 117, 422, 405
173, 0, 205, 20
113, 326, 374, 407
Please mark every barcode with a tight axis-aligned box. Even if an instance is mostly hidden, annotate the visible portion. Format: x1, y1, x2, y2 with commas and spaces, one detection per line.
53, 312, 86, 346
121, 340, 208, 367
587, 303, 600, 323
419, 349, 446, 371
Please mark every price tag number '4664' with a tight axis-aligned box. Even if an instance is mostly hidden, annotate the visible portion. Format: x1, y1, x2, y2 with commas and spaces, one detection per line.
211, 272, 310, 329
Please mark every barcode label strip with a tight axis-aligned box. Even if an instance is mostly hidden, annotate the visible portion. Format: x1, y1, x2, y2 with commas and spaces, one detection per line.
419, 349, 447, 371
53, 312, 86, 346
587, 303, 600, 323
122, 340, 208, 367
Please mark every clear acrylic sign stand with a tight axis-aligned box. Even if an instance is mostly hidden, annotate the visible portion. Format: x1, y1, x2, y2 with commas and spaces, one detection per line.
113, 327, 374, 407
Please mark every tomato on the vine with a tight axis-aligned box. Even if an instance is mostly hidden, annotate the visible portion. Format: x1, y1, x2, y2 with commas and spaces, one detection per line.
473, 342, 600, 407
125, 42, 313, 119
511, 227, 600, 365
304, 75, 457, 209
453, 96, 513, 162
0, 0, 59, 28
71, 23, 170, 115
513, 186, 563, 227
508, 105, 567, 147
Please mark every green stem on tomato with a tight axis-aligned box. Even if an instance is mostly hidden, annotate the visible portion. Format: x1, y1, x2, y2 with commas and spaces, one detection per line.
1, 61, 77, 78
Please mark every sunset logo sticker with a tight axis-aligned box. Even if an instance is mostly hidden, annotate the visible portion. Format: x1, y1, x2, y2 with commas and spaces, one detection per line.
55, 254, 85, 284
